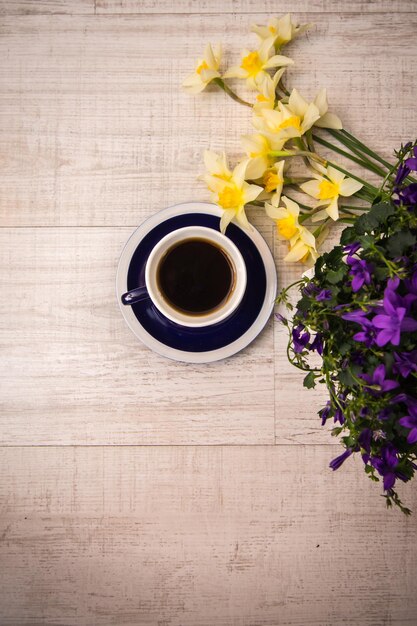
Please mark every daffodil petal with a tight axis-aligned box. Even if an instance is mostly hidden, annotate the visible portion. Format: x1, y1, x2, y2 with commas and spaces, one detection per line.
300, 179, 321, 199
223, 66, 247, 79
236, 207, 252, 230
326, 166, 345, 184
281, 195, 300, 216
288, 88, 309, 117
284, 240, 310, 263
339, 178, 363, 196
315, 112, 343, 129
263, 54, 294, 69
313, 88, 328, 116
301, 103, 321, 133
219, 209, 236, 234
246, 156, 268, 179
325, 197, 339, 220
243, 182, 263, 203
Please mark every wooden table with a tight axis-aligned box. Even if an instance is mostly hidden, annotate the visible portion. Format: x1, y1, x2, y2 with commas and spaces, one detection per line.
1, 1, 417, 624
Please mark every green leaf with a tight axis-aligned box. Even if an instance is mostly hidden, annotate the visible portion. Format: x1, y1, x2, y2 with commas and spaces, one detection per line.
326, 267, 346, 284
386, 231, 416, 258
353, 202, 395, 235
340, 226, 356, 245
303, 371, 316, 389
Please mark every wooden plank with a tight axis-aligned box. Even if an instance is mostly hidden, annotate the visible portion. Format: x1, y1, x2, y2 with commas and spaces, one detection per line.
0, 13, 416, 226
96, 0, 417, 14
0, 226, 275, 445
1, 445, 416, 626
0, 0, 94, 14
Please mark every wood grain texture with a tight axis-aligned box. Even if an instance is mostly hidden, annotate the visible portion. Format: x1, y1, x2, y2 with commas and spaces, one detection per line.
0, 226, 275, 445
0, 0, 94, 14
1, 446, 417, 626
1, 13, 416, 227
96, 0, 417, 14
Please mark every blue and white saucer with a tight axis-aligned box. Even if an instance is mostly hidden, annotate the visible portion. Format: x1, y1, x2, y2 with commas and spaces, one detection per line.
116, 202, 277, 363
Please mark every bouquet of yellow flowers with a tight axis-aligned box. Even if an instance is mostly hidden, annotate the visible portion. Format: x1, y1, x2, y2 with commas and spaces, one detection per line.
183, 14, 389, 265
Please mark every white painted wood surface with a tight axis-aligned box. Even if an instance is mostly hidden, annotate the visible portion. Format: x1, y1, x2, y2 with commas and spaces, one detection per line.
1, 1, 417, 624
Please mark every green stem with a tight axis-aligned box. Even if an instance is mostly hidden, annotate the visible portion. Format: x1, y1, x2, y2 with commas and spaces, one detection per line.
333, 129, 393, 170
313, 134, 387, 177
269, 149, 327, 166
212, 77, 253, 108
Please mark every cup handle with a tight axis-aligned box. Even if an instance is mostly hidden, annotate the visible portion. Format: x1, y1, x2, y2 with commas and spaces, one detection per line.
121, 286, 150, 306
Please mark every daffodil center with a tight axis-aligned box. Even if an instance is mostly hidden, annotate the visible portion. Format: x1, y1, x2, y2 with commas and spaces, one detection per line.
277, 215, 299, 239
263, 171, 283, 193
268, 25, 277, 34
196, 60, 209, 75
241, 51, 263, 76
318, 180, 340, 200
279, 115, 302, 132
218, 185, 244, 210
256, 94, 269, 103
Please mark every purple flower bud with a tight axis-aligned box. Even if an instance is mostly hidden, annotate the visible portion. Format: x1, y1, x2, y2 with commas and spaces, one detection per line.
329, 449, 352, 471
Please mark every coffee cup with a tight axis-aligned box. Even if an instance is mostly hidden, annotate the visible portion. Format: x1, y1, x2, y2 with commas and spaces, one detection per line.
121, 226, 247, 327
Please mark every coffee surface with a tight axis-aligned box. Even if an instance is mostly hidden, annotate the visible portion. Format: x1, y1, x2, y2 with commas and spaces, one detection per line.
157, 238, 234, 315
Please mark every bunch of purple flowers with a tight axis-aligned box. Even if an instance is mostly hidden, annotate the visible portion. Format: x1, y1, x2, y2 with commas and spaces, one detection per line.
278, 141, 417, 513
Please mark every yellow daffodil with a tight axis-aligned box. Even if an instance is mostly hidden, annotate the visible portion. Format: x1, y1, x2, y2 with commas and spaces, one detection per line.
252, 14, 310, 49
265, 195, 301, 240
198, 150, 232, 191
253, 88, 342, 139
253, 68, 285, 114
300, 165, 363, 221
285, 227, 318, 265
182, 43, 222, 94
208, 159, 263, 233
262, 160, 285, 207
223, 38, 293, 90
241, 133, 286, 179
265, 196, 317, 264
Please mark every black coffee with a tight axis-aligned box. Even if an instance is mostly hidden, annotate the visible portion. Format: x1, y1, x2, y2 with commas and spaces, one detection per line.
157, 238, 234, 315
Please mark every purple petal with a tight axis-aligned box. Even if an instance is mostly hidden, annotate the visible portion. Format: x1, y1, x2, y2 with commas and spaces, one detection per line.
373, 364, 386, 385
351, 276, 364, 292
372, 314, 396, 330
381, 379, 400, 391
407, 428, 417, 444
383, 473, 396, 491
375, 329, 392, 347
399, 416, 417, 429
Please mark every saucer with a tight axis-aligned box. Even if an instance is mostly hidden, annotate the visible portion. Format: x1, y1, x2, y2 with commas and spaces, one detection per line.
116, 202, 277, 363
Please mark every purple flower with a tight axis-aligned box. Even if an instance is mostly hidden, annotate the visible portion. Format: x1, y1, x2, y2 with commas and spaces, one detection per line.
405, 146, 417, 171
316, 289, 332, 302
399, 404, 417, 444
275, 313, 287, 325
302, 281, 318, 297
360, 364, 399, 394
319, 401, 332, 426
292, 325, 310, 353
395, 162, 410, 186
341, 309, 371, 325
370, 444, 399, 491
329, 449, 352, 471
405, 271, 417, 296
310, 333, 323, 355
393, 350, 417, 378
334, 407, 345, 425
397, 183, 417, 206
378, 408, 392, 421
358, 428, 372, 452
342, 309, 376, 346
372, 289, 417, 346
346, 257, 372, 292
343, 242, 361, 256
